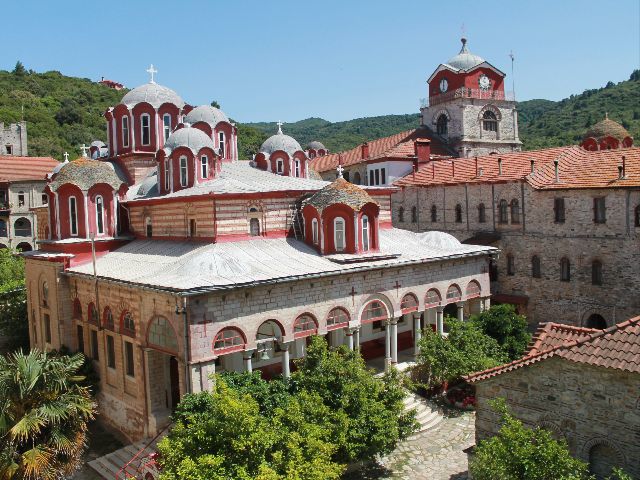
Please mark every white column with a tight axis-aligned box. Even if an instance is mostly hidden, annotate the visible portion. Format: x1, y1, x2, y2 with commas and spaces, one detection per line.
345, 328, 354, 350
384, 319, 391, 371
483, 297, 491, 311
457, 301, 466, 322
243, 350, 254, 373
390, 318, 399, 365
83, 190, 89, 237
436, 306, 445, 336
413, 312, 422, 356
353, 327, 360, 351
280, 342, 291, 379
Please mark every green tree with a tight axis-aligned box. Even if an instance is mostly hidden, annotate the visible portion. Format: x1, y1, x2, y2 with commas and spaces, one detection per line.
470, 399, 591, 480
210, 100, 220, 109
470, 304, 531, 360
0, 249, 28, 352
12, 62, 26, 77
0, 350, 96, 480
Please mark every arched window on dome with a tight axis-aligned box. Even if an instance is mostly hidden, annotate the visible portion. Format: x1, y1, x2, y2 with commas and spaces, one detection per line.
201, 155, 209, 179
311, 218, 319, 245
218, 131, 226, 158
179, 156, 188, 187
163, 114, 171, 141
482, 111, 498, 132
141, 113, 151, 146
69, 196, 78, 236
362, 215, 370, 251
334, 217, 346, 252
294, 159, 301, 177
95, 195, 104, 235
121, 117, 129, 148
436, 114, 448, 135
276, 158, 284, 174
164, 158, 170, 191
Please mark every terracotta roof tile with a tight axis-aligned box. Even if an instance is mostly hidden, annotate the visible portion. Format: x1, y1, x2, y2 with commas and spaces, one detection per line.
0, 156, 60, 183
303, 177, 377, 211
466, 316, 640, 383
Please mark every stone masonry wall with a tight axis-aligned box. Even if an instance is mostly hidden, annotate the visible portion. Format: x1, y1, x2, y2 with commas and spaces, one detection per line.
0, 121, 28, 156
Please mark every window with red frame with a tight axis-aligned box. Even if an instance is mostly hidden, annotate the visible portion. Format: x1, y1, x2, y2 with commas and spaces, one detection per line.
88, 303, 99, 325
103, 308, 114, 331
465, 281, 481, 299
401, 294, 419, 314
425, 289, 441, 308
326, 308, 350, 330
293, 315, 318, 337
361, 300, 388, 324
213, 328, 245, 353
121, 312, 136, 337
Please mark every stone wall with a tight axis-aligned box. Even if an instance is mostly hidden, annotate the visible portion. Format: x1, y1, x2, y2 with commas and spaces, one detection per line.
474, 357, 640, 478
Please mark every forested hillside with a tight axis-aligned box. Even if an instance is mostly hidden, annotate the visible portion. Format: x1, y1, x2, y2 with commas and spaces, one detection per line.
0, 61, 637, 161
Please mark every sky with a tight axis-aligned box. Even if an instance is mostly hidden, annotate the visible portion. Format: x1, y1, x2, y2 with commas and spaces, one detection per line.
1, 0, 639, 123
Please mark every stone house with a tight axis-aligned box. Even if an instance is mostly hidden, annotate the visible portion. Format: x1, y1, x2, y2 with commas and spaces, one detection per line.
466, 316, 640, 479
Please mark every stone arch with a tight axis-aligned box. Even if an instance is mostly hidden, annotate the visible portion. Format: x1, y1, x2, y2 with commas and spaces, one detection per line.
293, 312, 318, 338
582, 438, 626, 479
13, 217, 32, 237
465, 280, 481, 299
16, 242, 32, 252
478, 104, 502, 121
212, 326, 247, 355
326, 307, 350, 331
400, 293, 419, 314
255, 319, 285, 341
445, 284, 462, 304
120, 310, 136, 338
425, 288, 442, 308
538, 416, 565, 442
432, 109, 451, 124
147, 315, 179, 354
72, 298, 82, 320
584, 313, 608, 329
103, 306, 115, 331
358, 293, 394, 325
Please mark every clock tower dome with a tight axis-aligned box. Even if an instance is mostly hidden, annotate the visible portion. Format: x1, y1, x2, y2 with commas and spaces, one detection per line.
420, 38, 521, 158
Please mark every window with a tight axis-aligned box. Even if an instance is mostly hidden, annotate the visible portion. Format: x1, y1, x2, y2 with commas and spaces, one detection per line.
122, 312, 135, 337
88, 303, 99, 325
353, 172, 361, 185
482, 110, 498, 132
510, 199, 520, 224
398, 207, 404, 222
466, 280, 481, 298
401, 293, 419, 313
145, 217, 152, 238
531, 255, 541, 278
41, 193, 48, 205
455, 204, 463, 223
334, 217, 346, 252
560, 257, 571, 282
478, 203, 486, 223
369, 170, 374, 186
42, 281, 49, 307
412, 206, 418, 223
446, 284, 462, 302
430, 204, 437, 222
276, 158, 284, 174
121, 117, 129, 148
593, 197, 606, 223
141, 114, 150, 146
90, 330, 99, 361
381, 168, 386, 185
311, 218, 319, 244
361, 300, 388, 324
343, 171, 350, 182
5, 145, 12, 155
213, 328, 245, 354
103, 307, 114, 330
218, 132, 225, 158
293, 314, 318, 338
179, 156, 188, 187
69, 197, 78, 236
249, 218, 260, 236
44, 314, 51, 343
189, 219, 196, 237
362, 215, 370, 251
425, 289, 441, 308
554, 198, 565, 223
368, 167, 386, 186
498, 199, 508, 224
592, 260, 603, 285
436, 114, 448, 135
124, 340, 135, 377
18, 191, 25, 207
95, 195, 104, 234
77, 324, 84, 354
294, 159, 300, 177
164, 159, 170, 191
326, 308, 350, 330
635, 205, 640, 227
73, 299, 82, 319
200, 155, 208, 179
163, 114, 171, 141
14, 218, 31, 237
106, 335, 115, 369
506, 254, 515, 275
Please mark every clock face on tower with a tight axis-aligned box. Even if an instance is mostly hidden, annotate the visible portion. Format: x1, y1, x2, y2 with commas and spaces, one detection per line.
478, 74, 491, 90
439, 78, 448, 93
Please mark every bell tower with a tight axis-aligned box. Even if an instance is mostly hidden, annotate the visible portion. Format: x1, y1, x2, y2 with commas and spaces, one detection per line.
421, 38, 521, 158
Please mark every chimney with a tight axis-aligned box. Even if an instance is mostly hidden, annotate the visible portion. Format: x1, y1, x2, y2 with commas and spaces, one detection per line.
361, 142, 369, 159
621, 155, 627, 179
554, 159, 559, 182
530, 159, 535, 173
412, 161, 417, 180
414, 138, 431, 163
618, 165, 624, 179
498, 157, 503, 176
432, 162, 435, 179
474, 156, 478, 176
452, 161, 455, 178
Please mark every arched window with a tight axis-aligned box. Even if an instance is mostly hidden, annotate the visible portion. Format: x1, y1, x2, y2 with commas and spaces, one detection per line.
531, 255, 541, 278
588, 443, 620, 478
510, 199, 520, 224
482, 110, 498, 132
42, 281, 49, 307
276, 158, 284, 174
311, 218, 319, 244
179, 156, 188, 187
478, 203, 486, 223
361, 300, 388, 324
121, 117, 130, 148
635, 205, 640, 227
294, 159, 301, 177
213, 327, 246, 354
145, 217, 152, 238
148, 316, 178, 352
218, 131, 226, 158
164, 158, 170, 191
200, 155, 208, 179
592, 260, 603, 285
436, 114, 448, 135
140, 113, 151, 146
431, 204, 437, 222
121, 312, 136, 337
398, 207, 404, 222
41, 193, 48, 205
465, 280, 481, 299
103, 307, 114, 331
18, 191, 25, 207
88, 303, 99, 325
425, 289, 441, 308
412, 206, 418, 223
69, 196, 78, 236
334, 217, 346, 252
498, 199, 508, 224
560, 257, 571, 282
362, 215, 370, 251
72, 298, 82, 319
401, 293, 419, 314
95, 195, 104, 235
507, 254, 515, 275
14, 217, 32, 237
455, 204, 463, 223
163, 114, 171, 141
446, 284, 461, 303
326, 308, 350, 330
353, 172, 361, 185
585, 314, 607, 330
293, 314, 318, 338
249, 218, 260, 236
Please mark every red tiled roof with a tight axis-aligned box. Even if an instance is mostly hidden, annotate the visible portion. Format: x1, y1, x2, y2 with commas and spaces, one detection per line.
309, 128, 454, 173
466, 316, 640, 383
0, 156, 59, 183
394, 146, 640, 191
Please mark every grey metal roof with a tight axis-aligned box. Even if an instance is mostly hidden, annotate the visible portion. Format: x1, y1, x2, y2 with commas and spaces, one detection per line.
120, 82, 185, 108
307, 141, 326, 150
127, 161, 329, 201
65, 228, 495, 293
184, 105, 230, 127
260, 126, 303, 157
164, 126, 216, 156
445, 38, 485, 71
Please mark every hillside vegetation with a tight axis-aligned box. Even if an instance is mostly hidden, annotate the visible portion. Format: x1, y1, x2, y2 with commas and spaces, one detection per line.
0, 61, 637, 161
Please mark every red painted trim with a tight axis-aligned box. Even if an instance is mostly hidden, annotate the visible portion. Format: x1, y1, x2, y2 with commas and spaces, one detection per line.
294, 329, 318, 339
326, 322, 349, 331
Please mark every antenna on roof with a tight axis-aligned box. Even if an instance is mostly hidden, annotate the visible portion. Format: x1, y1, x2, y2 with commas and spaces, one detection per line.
509, 51, 516, 99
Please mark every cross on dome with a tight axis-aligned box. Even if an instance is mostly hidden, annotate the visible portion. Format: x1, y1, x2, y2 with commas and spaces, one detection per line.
336, 163, 345, 179
63, 152, 69, 162
79, 144, 88, 157
276, 120, 284, 134
146, 64, 158, 83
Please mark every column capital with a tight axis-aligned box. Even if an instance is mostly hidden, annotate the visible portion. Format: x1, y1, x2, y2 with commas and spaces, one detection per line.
436, 305, 445, 313
456, 300, 466, 307
242, 349, 255, 360
278, 341, 291, 351
412, 311, 422, 320
390, 317, 400, 325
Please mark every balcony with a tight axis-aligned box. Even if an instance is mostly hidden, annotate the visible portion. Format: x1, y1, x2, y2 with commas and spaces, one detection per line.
427, 88, 515, 107
0, 202, 10, 214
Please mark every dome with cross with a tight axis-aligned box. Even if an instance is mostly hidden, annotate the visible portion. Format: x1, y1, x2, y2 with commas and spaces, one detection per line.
120, 65, 185, 108
259, 122, 304, 158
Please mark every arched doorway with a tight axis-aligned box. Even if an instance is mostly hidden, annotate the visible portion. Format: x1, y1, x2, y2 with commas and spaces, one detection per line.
585, 314, 607, 329
589, 443, 621, 479
16, 242, 32, 252
146, 316, 180, 417
254, 319, 284, 377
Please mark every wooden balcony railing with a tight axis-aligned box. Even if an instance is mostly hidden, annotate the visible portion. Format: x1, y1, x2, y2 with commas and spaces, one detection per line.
428, 88, 515, 107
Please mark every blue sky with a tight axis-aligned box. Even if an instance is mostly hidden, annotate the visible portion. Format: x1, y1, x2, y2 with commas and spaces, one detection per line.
2, 0, 638, 123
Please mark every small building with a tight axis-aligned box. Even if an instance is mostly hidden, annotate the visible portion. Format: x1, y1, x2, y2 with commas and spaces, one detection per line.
0, 121, 28, 156
467, 317, 640, 479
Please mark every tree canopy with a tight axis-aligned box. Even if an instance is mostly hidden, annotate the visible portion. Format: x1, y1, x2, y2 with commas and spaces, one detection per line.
0, 249, 28, 352
469, 304, 531, 361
